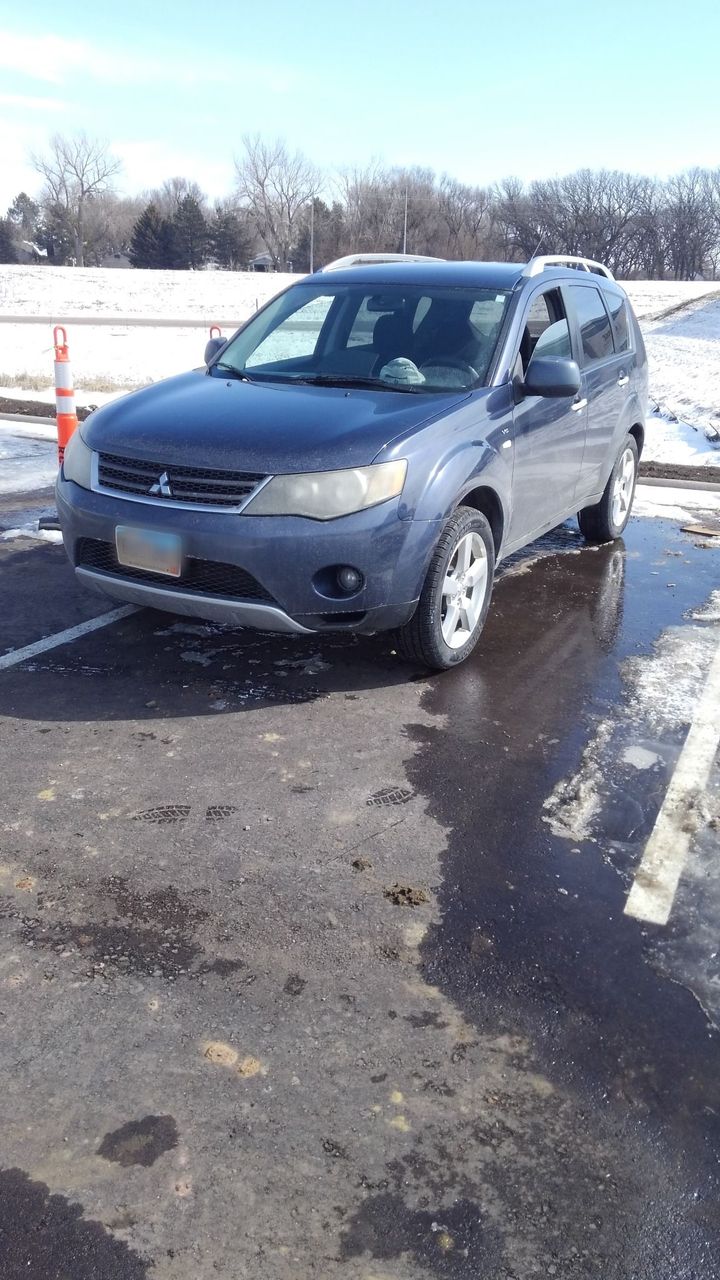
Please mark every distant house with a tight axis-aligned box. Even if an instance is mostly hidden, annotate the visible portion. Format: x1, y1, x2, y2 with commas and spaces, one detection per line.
100, 252, 132, 269
248, 251, 275, 272
18, 240, 48, 264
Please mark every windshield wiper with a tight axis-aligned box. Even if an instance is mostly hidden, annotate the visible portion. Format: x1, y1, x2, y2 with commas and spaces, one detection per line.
212, 362, 254, 382
293, 373, 426, 393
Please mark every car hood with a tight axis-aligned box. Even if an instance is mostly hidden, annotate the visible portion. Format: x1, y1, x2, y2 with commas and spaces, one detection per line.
82, 370, 470, 472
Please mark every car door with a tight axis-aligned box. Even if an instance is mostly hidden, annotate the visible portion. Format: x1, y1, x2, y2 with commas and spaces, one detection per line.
564, 283, 631, 498
508, 285, 588, 545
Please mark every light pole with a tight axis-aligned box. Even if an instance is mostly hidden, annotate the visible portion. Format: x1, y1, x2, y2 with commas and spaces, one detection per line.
403, 187, 408, 254
309, 199, 315, 273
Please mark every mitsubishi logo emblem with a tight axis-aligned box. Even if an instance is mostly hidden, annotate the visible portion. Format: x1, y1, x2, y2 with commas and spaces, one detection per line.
149, 471, 173, 498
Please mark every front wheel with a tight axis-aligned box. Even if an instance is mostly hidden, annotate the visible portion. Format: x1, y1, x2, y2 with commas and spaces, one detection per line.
395, 506, 495, 670
578, 435, 638, 544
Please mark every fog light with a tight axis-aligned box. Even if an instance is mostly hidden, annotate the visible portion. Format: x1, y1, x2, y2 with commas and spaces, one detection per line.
337, 566, 363, 594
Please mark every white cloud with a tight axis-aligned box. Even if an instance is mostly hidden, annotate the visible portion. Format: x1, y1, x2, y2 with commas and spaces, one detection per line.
0, 28, 298, 92
0, 92, 68, 112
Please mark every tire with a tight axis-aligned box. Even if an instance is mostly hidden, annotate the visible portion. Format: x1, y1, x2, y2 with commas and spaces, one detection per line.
578, 435, 639, 544
395, 506, 495, 670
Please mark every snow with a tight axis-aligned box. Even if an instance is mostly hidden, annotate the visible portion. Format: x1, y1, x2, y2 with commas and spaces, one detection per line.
0, 265, 293, 321
642, 296, 720, 441
0, 429, 57, 494
0, 520, 62, 544
642, 412, 719, 469
0, 415, 57, 442
617, 281, 718, 320
633, 482, 720, 522
0, 385, 122, 412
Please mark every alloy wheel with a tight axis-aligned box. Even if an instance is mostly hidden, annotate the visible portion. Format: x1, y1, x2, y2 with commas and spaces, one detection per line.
441, 531, 488, 649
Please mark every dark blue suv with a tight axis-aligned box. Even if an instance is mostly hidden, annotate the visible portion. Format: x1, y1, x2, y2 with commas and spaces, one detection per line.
57, 256, 647, 669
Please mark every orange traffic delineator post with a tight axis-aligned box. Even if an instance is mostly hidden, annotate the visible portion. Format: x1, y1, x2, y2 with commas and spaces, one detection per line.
53, 324, 78, 466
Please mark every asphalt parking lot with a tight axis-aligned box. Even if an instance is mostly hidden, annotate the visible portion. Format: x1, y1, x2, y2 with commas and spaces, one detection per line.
0, 493, 719, 1279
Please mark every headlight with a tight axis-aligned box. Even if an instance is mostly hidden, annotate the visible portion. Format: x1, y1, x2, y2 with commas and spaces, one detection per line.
245, 460, 407, 520
62, 430, 94, 490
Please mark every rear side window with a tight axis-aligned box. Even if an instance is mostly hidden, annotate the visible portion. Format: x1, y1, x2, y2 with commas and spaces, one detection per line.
569, 286, 614, 365
605, 292, 630, 353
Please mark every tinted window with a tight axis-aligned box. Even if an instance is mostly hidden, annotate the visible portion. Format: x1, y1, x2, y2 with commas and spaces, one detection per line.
605, 292, 630, 353
570, 286, 614, 365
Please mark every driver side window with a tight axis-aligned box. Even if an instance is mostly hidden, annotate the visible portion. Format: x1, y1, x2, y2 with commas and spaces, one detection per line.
519, 289, 571, 374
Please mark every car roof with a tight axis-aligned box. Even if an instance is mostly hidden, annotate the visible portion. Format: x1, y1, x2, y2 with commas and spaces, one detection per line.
307, 261, 527, 290
305, 260, 622, 292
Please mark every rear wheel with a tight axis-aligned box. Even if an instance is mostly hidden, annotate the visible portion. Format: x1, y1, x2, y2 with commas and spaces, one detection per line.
395, 506, 495, 670
578, 435, 638, 543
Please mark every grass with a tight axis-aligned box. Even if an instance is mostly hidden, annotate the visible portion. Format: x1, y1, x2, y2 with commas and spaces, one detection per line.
0, 371, 142, 392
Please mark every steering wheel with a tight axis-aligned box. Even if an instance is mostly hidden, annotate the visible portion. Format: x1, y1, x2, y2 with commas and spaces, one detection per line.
419, 357, 480, 384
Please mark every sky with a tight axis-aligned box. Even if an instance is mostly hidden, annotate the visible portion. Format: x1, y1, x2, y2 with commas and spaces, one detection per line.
1, 0, 719, 213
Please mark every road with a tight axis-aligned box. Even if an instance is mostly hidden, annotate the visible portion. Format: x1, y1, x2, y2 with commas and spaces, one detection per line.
0, 495, 719, 1279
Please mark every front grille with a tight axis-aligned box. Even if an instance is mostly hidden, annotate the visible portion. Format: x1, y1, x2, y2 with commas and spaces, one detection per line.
97, 451, 267, 508
76, 538, 275, 603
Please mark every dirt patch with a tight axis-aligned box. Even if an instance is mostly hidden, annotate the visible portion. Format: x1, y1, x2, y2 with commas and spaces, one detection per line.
384, 883, 429, 907
0, 396, 93, 421
18, 877, 210, 980
639, 460, 720, 484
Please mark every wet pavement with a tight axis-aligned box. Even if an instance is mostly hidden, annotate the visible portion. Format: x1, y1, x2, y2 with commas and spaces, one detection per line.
0, 511, 718, 1278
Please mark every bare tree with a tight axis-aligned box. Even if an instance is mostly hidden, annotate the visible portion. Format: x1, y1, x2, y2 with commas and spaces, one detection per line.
235, 135, 321, 268
151, 176, 207, 218
31, 132, 121, 266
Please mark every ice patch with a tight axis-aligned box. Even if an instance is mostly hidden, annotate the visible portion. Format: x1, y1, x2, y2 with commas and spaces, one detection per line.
542, 721, 612, 840
622, 745, 661, 770
0, 429, 57, 494
180, 650, 214, 667
691, 590, 720, 623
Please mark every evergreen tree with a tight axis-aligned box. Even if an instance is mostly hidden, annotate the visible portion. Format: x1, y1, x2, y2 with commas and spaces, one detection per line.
129, 203, 165, 268
211, 205, 253, 270
0, 218, 18, 263
7, 192, 40, 238
172, 195, 208, 269
158, 217, 181, 269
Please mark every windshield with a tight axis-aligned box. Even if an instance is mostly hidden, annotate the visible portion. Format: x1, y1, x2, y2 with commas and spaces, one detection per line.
212, 281, 510, 393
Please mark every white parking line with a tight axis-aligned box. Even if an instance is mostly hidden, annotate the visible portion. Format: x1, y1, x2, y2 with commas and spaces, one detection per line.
0, 606, 139, 672
625, 630, 720, 926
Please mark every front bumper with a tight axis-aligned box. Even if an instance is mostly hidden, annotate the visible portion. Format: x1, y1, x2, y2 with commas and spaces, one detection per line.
56, 476, 442, 635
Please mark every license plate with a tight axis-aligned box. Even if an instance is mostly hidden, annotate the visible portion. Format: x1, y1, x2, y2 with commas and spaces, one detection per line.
115, 526, 182, 578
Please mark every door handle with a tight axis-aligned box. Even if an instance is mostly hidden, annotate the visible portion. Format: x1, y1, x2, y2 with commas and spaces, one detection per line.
570, 398, 587, 412
617, 375, 629, 387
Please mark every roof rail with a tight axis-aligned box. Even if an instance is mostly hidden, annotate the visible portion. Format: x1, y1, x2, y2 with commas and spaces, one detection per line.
524, 254, 614, 280
320, 252, 445, 272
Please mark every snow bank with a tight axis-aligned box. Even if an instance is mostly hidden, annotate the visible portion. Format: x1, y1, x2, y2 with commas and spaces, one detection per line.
642, 297, 720, 440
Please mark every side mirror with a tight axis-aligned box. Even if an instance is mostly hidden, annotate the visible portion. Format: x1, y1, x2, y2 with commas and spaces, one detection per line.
523, 356, 581, 399
204, 336, 226, 365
